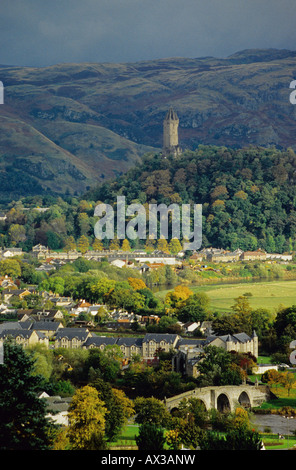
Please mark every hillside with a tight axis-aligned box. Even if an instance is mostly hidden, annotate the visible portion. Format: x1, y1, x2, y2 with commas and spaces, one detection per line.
87, 145, 296, 253
1, 48, 296, 200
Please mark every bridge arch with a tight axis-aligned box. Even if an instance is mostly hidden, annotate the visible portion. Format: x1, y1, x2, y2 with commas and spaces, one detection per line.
217, 393, 231, 413
238, 391, 251, 409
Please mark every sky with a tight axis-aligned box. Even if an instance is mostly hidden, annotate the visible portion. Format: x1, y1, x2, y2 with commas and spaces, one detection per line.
1, 0, 296, 67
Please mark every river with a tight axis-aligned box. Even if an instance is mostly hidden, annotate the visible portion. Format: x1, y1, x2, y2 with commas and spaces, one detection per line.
251, 414, 296, 436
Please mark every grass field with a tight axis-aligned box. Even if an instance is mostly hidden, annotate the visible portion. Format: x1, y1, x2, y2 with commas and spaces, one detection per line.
197, 280, 296, 312
155, 279, 296, 313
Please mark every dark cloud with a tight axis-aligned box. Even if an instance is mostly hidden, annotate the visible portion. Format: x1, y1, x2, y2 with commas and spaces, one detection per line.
1, 0, 296, 66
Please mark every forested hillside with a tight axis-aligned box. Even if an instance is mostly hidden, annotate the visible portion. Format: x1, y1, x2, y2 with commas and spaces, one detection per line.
1, 144, 296, 253
87, 145, 296, 252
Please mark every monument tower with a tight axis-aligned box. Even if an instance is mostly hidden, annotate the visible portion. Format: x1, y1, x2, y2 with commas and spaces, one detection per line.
162, 107, 181, 157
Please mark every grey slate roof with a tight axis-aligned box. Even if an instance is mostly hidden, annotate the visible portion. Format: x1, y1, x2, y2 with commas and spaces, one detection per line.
143, 333, 179, 344
83, 336, 118, 347
55, 328, 91, 340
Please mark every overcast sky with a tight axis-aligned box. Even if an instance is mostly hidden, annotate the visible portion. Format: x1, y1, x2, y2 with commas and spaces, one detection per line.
1, 0, 296, 66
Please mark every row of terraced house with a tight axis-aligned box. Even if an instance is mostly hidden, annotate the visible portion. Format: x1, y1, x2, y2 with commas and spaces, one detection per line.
0, 317, 258, 376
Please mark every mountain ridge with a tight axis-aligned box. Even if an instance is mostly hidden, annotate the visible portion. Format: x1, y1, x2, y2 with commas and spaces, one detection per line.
1, 48, 296, 201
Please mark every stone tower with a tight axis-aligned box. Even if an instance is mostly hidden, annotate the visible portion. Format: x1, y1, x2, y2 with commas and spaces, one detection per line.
163, 107, 181, 157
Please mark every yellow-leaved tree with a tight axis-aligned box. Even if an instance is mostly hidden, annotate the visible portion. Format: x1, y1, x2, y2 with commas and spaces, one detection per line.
67, 385, 108, 450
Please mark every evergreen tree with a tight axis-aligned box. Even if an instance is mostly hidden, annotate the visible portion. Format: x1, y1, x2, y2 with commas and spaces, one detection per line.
0, 342, 54, 450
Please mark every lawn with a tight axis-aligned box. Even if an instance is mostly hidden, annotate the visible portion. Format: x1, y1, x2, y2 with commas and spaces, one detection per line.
109, 424, 139, 449
262, 434, 296, 450
191, 280, 296, 312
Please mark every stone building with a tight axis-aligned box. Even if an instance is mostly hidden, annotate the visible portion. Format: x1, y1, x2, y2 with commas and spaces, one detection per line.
163, 107, 182, 157
174, 331, 258, 378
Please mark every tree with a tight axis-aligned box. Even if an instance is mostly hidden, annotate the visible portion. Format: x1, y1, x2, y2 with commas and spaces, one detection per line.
168, 238, 182, 254
199, 427, 263, 450
64, 235, 76, 252
176, 291, 210, 323
281, 372, 296, 396
91, 379, 134, 441
92, 238, 104, 251
0, 342, 54, 450
121, 238, 131, 251
134, 396, 171, 427
165, 285, 193, 310
128, 277, 147, 290
8, 223, 26, 245
196, 346, 244, 387
77, 235, 89, 254
0, 259, 21, 278
157, 238, 169, 253
67, 385, 107, 450
136, 423, 165, 451
77, 212, 90, 236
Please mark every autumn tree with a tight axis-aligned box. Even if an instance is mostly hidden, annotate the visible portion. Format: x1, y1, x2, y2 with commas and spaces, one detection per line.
77, 235, 89, 254
168, 238, 182, 254
157, 238, 169, 253
128, 277, 147, 290
67, 385, 107, 450
165, 285, 193, 310
64, 235, 76, 252
121, 238, 131, 251
92, 238, 104, 251
0, 259, 21, 278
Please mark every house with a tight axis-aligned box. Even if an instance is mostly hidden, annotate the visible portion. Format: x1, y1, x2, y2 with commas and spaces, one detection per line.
240, 249, 267, 261
182, 321, 200, 334
2, 288, 32, 302
142, 333, 180, 360
32, 244, 49, 259
0, 329, 48, 347
54, 328, 93, 349
189, 252, 204, 262
35, 263, 56, 272
0, 275, 17, 289
39, 392, 71, 426
265, 253, 293, 262
116, 337, 143, 359
174, 331, 258, 377
83, 336, 118, 351
203, 331, 258, 357
110, 259, 126, 268
17, 308, 64, 322
30, 321, 63, 338
70, 300, 92, 316
2, 248, 23, 258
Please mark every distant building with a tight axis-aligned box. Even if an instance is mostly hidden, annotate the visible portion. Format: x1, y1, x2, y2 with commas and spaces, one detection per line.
240, 249, 267, 261
163, 107, 182, 157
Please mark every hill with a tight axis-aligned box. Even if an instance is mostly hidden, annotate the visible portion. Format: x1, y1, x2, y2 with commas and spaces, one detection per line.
87, 145, 296, 253
1, 48, 296, 200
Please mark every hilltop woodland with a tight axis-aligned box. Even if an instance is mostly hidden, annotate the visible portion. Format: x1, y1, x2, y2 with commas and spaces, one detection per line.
1, 145, 296, 254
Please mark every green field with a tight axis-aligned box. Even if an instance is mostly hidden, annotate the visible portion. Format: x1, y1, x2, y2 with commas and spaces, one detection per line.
156, 279, 296, 313
197, 280, 296, 312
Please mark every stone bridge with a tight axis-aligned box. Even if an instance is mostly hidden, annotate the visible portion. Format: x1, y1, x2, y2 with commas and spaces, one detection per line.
164, 384, 270, 413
